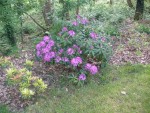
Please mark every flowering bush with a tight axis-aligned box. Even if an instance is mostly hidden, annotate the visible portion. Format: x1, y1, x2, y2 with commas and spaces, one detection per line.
36, 15, 112, 84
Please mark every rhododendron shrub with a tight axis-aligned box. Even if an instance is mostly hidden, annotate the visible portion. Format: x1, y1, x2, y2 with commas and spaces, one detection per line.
58, 15, 112, 63
36, 15, 112, 84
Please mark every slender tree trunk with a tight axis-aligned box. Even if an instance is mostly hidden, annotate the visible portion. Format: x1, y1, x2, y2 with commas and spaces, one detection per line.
127, 0, 133, 8
59, 0, 70, 20
59, 0, 65, 19
134, 0, 144, 20
65, 11, 70, 20
16, 0, 24, 44
76, 0, 80, 16
43, 0, 53, 26
24, 12, 46, 30
64, 1, 70, 20
110, 0, 113, 5
2, 1, 16, 46
4, 24, 16, 46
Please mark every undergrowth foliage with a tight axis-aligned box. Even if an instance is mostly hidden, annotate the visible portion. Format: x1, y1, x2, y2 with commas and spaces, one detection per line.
36, 16, 112, 85
4, 59, 47, 99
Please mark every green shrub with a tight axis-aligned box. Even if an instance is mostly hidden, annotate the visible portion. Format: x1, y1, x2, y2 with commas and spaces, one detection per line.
56, 16, 113, 64
50, 19, 64, 36
137, 24, 150, 34
23, 22, 37, 34
0, 38, 11, 55
104, 24, 120, 36
35, 16, 112, 85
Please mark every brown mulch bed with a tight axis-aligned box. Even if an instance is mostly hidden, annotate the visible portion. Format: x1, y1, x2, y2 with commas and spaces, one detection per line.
110, 19, 150, 65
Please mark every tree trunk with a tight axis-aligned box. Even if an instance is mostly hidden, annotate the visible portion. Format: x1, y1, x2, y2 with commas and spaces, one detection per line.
16, 0, 24, 44
60, 0, 70, 20
65, 11, 70, 20
4, 24, 16, 46
76, 0, 80, 16
134, 0, 144, 20
110, 0, 113, 5
127, 0, 133, 8
42, 0, 53, 26
24, 12, 46, 30
2, 1, 16, 46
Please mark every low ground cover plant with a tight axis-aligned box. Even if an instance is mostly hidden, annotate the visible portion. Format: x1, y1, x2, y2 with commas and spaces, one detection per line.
0, 57, 11, 68
5, 60, 47, 99
136, 24, 150, 34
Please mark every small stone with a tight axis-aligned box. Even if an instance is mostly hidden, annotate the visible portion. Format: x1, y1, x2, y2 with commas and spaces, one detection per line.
65, 88, 68, 92
121, 91, 127, 95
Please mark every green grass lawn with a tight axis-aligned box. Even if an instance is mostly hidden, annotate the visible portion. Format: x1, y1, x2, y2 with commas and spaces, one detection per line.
21, 64, 150, 113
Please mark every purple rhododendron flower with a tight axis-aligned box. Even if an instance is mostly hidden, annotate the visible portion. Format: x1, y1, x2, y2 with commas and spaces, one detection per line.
61, 57, 69, 62
36, 51, 41, 57
36, 43, 41, 50
76, 57, 82, 64
90, 65, 98, 75
55, 56, 61, 63
62, 27, 68, 32
72, 21, 78, 26
73, 44, 79, 49
39, 41, 46, 47
90, 32, 98, 39
58, 48, 64, 54
67, 48, 75, 55
71, 58, 78, 67
78, 49, 82, 54
78, 74, 86, 81
49, 51, 55, 58
85, 63, 98, 75
42, 48, 49, 54
68, 30, 76, 37
43, 53, 51, 62
71, 57, 82, 67
48, 40, 55, 47
46, 44, 52, 50
43, 36, 50, 42
81, 18, 89, 25
85, 63, 92, 70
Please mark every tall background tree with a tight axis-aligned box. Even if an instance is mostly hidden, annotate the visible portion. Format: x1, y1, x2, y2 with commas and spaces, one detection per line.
127, 0, 133, 8
134, 0, 144, 20
0, 0, 16, 46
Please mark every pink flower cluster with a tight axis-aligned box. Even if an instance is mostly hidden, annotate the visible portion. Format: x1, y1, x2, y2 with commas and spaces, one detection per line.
71, 56, 82, 67
36, 36, 99, 81
85, 63, 98, 75
36, 36, 83, 63
74, 15, 89, 25
90, 32, 98, 39
36, 36, 55, 62
78, 74, 86, 81
68, 30, 76, 37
